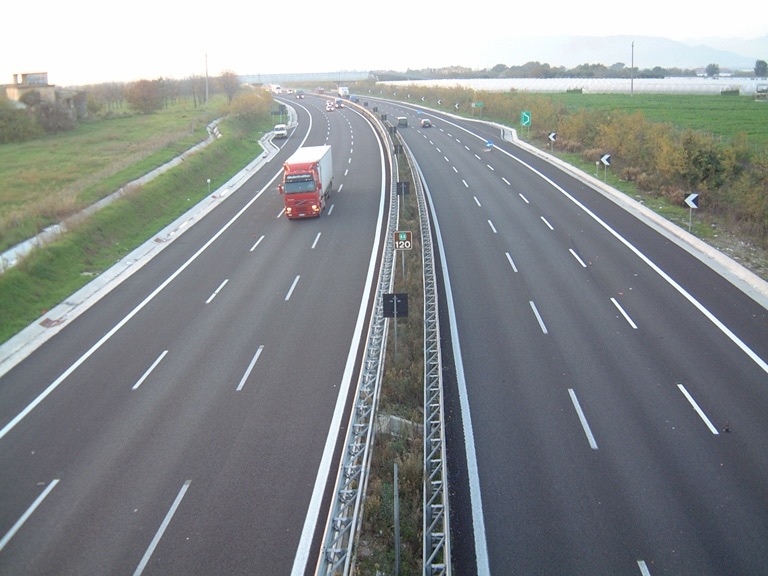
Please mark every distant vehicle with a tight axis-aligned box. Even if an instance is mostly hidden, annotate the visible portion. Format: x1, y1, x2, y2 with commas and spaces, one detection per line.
273, 123, 288, 138
338, 86, 350, 98
286, 88, 294, 94
325, 101, 335, 111
349, 95, 360, 103
269, 84, 282, 94
278, 145, 334, 219
335, 98, 344, 108
317, 87, 325, 94
397, 117, 408, 127
420, 118, 432, 128
296, 90, 305, 98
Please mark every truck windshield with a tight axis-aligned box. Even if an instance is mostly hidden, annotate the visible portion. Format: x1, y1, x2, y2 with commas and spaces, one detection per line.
284, 174, 316, 194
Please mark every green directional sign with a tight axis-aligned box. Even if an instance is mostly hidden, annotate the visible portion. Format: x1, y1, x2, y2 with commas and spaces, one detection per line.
521, 111, 531, 127
471, 102, 484, 108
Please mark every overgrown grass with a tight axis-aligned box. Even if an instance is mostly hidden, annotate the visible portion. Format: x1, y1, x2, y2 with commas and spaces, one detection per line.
0, 113, 271, 344
0, 96, 226, 252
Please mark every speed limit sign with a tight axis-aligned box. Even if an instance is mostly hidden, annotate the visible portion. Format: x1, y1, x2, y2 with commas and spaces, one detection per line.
394, 230, 412, 250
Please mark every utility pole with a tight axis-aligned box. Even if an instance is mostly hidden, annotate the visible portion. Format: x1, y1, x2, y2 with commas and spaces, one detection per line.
205, 53, 209, 105
631, 41, 635, 96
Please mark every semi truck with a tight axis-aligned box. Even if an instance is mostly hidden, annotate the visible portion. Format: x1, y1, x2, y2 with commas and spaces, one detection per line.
338, 86, 349, 98
278, 145, 334, 219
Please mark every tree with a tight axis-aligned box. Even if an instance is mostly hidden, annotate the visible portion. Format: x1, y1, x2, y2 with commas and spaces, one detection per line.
219, 70, 240, 104
706, 63, 720, 77
755, 60, 768, 78
125, 79, 163, 114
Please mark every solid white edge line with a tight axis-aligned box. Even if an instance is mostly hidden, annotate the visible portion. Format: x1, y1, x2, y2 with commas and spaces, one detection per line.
290, 119, 387, 576
133, 480, 191, 576
418, 158, 491, 574
0, 478, 60, 552
677, 384, 720, 435
133, 350, 169, 390
569, 388, 599, 450
638, 559, 653, 576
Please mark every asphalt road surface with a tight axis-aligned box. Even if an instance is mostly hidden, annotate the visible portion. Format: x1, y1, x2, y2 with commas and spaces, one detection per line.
0, 95, 388, 575
375, 98, 768, 576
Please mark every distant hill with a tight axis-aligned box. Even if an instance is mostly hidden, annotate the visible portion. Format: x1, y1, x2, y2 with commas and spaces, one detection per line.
478, 35, 767, 71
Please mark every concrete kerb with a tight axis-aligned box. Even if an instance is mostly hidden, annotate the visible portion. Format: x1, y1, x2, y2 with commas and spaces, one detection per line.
491, 122, 768, 311
0, 111, 292, 379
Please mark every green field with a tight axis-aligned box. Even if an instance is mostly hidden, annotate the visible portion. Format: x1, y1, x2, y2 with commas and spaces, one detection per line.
0, 97, 226, 252
547, 92, 768, 147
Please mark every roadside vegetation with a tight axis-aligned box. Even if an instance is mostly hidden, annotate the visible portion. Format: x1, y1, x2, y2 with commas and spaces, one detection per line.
0, 85, 274, 344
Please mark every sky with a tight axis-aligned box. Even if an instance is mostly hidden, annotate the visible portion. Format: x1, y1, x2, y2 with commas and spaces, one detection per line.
3, 0, 766, 87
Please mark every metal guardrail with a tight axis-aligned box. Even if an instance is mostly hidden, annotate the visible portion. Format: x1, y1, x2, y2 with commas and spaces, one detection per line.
317, 107, 451, 576
316, 111, 399, 575
399, 139, 451, 576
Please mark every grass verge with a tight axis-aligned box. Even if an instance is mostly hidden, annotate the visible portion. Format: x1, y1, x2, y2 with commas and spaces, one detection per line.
0, 114, 270, 345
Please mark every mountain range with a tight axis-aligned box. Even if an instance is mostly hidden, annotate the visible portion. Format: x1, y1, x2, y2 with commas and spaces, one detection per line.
477, 35, 768, 70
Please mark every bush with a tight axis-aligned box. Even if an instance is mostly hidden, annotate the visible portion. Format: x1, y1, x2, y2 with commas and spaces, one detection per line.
0, 99, 43, 143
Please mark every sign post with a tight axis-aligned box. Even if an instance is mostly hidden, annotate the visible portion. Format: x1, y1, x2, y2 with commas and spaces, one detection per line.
383, 293, 409, 356
601, 153, 611, 180
394, 230, 412, 279
685, 193, 699, 231
521, 111, 531, 135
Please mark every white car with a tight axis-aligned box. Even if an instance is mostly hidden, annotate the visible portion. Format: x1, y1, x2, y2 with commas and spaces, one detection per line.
273, 123, 288, 138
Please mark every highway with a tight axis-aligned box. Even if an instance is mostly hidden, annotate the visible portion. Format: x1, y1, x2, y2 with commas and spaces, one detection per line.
0, 95, 388, 575
373, 98, 768, 575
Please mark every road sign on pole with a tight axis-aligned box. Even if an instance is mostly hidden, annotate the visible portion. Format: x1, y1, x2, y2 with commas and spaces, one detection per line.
521, 111, 531, 127
394, 231, 412, 250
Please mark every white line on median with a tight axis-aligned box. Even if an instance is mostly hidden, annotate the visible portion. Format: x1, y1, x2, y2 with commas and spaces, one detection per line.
505, 252, 518, 273
237, 345, 264, 391
250, 235, 265, 252
678, 384, 720, 435
205, 279, 229, 304
133, 480, 191, 576
569, 248, 587, 268
0, 479, 60, 552
285, 275, 300, 301
133, 350, 168, 390
569, 389, 599, 449
611, 297, 638, 329
529, 301, 548, 334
